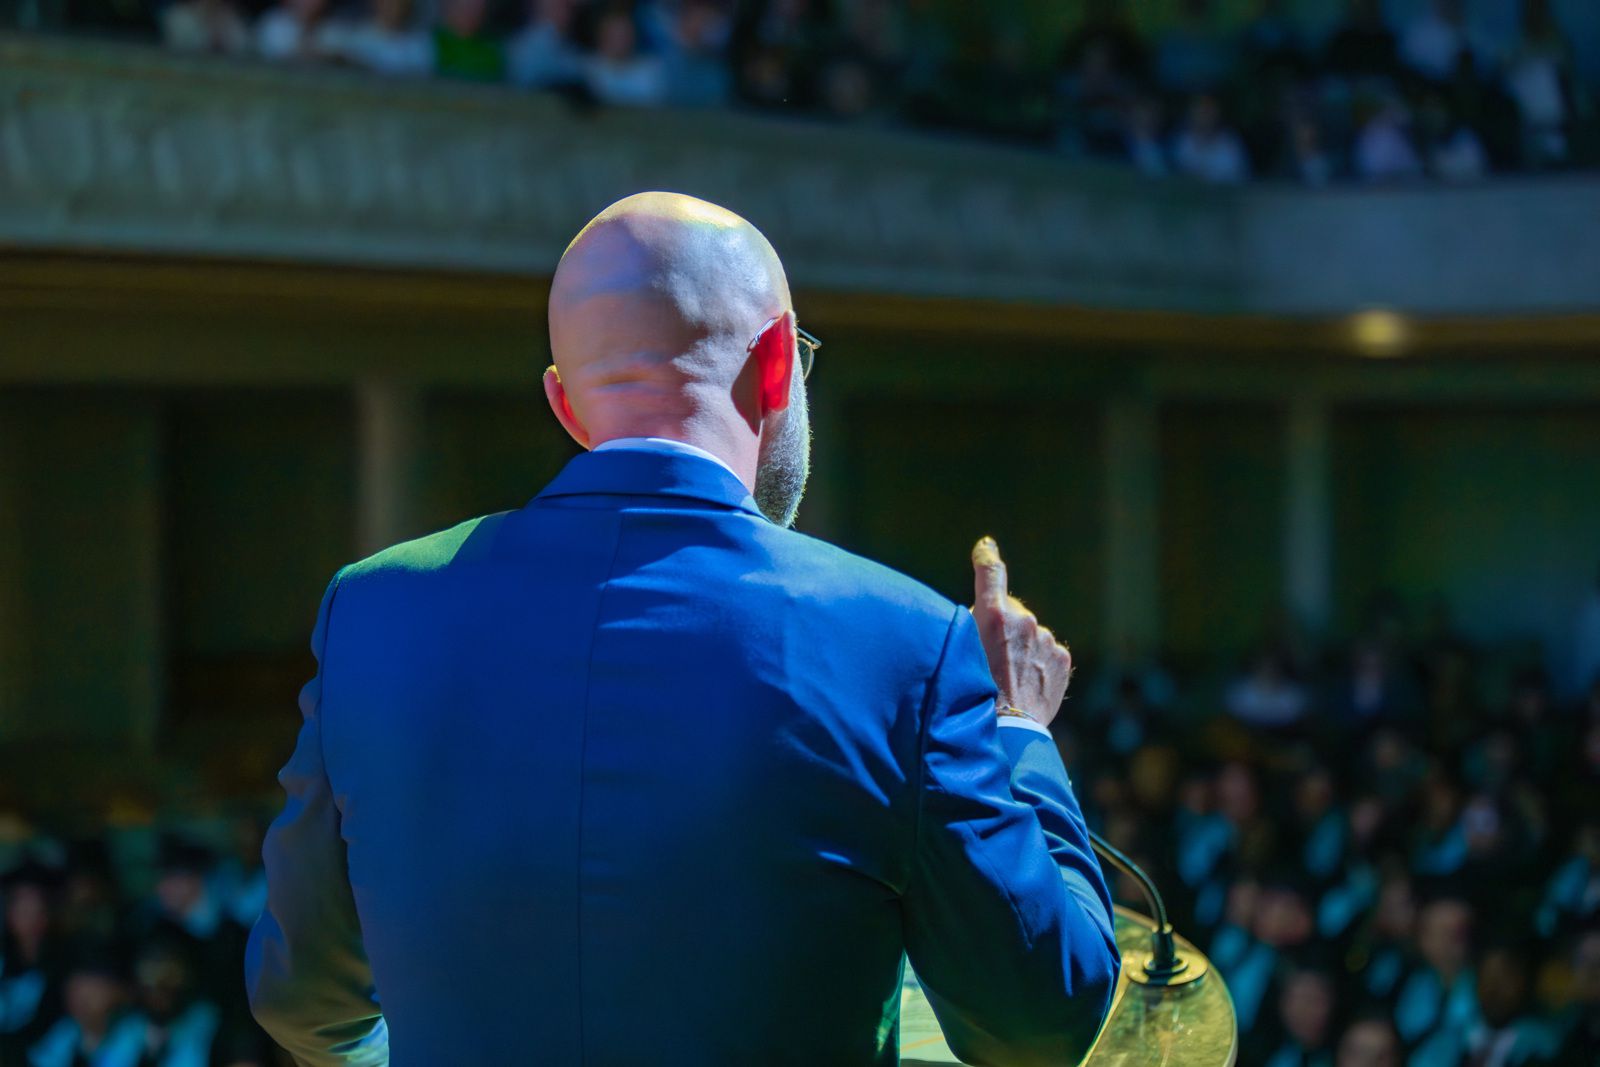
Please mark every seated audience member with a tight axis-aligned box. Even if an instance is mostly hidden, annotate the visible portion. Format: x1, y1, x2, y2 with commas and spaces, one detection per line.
1, 862, 64, 1059
816, 52, 883, 122
1548, 926, 1600, 1066
1290, 767, 1345, 883
1412, 942, 1556, 1067
25, 948, 129, 1067
1106, 674, 1157, 757
161, 0, 251, 54
1342, 868, 1415, 1001
585, 7, 666, 107
1057, 0, 1146, 89
1352, 95, 1422, 183
1499, 667, 1564, 782
1411, 772, 1469, 879
209, 817, 268, 931
1315, 820, 1383, 941
1175, 770, 1228, 892
256, 0, 344, 63
1228, 876, 1317, 1034
1445, 52, 1524, 172
434, 0, 505, 82
1399, 0, 1491, 83
138, 837, 253, 1039
1123, 94, 1170, 177
341, 0, 433, 77
506, 0, 586, 90
1362, 727, 1427, 809
1537, 822, 1600, 939
1329, 639, 1421, 731
735, 39, 797, 111
1281, 114, 1337, 186
1154, 0, 1235, 95
1058, 32, 1137, 159
1416, 89, 1487, 181
1335, 1015, 1402, 1067
1393, 895, 1476, 1048
729, 0, 828, 111
1210, 875, 1263, 973
55, 841, 125, 949
126, 937, 228, 1067
1504, 0, 1575, 168
1404, 944, 1539, 1066
1259, 965, 1337, 1067
1224, 648, 1307, 727
661, 0, 733, 107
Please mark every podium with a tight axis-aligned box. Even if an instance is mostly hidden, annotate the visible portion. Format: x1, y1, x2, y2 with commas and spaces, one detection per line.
900, 906, 1237, 1066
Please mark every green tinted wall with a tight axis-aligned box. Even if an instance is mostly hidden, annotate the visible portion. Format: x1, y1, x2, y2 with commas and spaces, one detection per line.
1332, 407, 1600, 661
2, 391, 161, 744
835, 398, 1105, 656
164, 390, 357, 727
1160, 405, 1285, 664
417, 389, 579, 538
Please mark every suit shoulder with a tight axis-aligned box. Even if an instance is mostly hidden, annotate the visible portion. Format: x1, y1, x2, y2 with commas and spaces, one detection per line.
765, 527, 961, 635
337, 511, 513, 584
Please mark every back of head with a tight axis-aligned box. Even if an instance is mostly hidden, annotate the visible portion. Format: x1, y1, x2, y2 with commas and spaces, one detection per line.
548, 191, 791, 445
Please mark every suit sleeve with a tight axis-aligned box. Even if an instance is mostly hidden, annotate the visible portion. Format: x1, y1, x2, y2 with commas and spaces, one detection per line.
902, 608, 1120, 1067
245, 568, 390, 1067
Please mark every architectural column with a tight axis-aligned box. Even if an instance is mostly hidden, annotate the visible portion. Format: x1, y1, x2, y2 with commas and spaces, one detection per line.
0, 403, 23, 739
1283, 394, 1333, 636
126, 404, 165, 754
1102, 396, 1161, 657
357, 378, 422, 555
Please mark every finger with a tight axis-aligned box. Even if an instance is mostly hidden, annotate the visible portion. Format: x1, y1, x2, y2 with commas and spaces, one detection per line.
971, 536, 1008, 610
1038, 626, 1054, 646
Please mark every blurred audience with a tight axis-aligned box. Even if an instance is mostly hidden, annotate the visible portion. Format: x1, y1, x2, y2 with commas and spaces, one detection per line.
340, 0, 432, 77
584, 6, 664, 106
255, 0, 342, 63
433, 0, 503, 82
4, 573, 1600, 1063
1054, 577, 1600, 1067
23, 0, 1589, 185
160, 0, 250, 55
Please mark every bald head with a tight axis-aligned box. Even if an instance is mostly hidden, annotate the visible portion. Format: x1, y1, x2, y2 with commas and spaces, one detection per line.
548, 192, 791, 437
543, 192, 811, 525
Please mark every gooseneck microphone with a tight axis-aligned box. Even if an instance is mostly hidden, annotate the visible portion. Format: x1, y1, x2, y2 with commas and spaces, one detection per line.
1087, 829, 1209, 988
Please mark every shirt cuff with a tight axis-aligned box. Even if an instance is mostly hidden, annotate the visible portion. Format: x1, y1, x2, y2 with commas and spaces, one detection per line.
996, 715, 1052, 737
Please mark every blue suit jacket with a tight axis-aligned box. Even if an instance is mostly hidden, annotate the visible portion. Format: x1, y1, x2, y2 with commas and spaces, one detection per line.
245, 448, 1119, 1067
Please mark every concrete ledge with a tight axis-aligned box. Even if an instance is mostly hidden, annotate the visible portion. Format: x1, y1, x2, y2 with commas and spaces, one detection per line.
0, 34, 1596, 319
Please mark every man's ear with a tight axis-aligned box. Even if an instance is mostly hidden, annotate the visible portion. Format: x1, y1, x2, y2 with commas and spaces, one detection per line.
750, 311, 796, 415
543, 365, 592, 449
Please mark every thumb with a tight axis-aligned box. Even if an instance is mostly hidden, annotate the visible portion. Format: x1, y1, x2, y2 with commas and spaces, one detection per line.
971, 536, 1008, 609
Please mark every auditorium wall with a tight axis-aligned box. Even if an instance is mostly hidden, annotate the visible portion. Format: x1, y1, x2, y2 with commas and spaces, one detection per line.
1159, 406, 1286, 667
1332, 406, 1600, 676
3, 362, 1600, 796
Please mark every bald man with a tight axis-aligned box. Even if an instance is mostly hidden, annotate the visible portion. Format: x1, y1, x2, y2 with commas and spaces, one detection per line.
245, 192, 1118, 1067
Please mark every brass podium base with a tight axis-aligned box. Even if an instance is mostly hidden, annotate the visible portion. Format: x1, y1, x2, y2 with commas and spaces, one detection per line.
900, 905, 1237, 1066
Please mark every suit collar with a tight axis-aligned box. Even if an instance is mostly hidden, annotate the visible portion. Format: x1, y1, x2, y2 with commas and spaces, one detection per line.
534, 447, 766, 519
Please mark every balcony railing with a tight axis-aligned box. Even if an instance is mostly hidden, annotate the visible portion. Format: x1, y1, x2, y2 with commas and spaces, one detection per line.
2, 33, 1597, 318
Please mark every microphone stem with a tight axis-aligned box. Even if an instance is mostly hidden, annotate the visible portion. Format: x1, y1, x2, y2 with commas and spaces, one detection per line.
1087, 828, 1182, 975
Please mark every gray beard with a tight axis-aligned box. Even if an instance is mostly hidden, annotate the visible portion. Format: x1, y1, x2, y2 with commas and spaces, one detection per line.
753, 377, 810, 528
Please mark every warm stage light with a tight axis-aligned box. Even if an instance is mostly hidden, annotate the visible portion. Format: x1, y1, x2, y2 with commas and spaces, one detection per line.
1350, 309, 1410, 358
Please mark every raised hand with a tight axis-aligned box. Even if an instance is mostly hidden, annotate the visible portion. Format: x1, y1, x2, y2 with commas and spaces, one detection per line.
969, 536, 1073, 728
